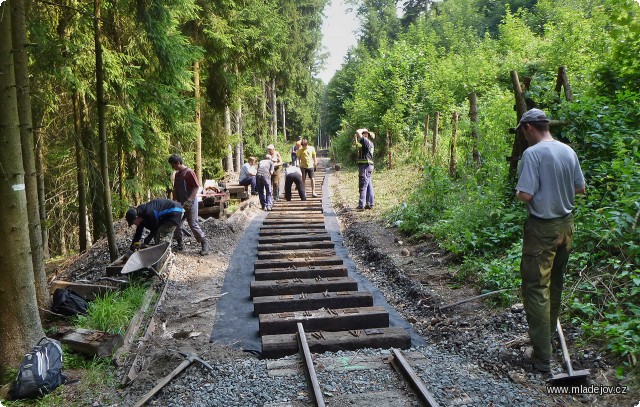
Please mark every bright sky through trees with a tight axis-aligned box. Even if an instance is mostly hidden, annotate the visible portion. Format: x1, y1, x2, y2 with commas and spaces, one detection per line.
318, 0, 358, 83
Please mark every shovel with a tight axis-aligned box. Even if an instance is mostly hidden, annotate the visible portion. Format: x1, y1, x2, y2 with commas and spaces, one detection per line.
550, 320, 590, 384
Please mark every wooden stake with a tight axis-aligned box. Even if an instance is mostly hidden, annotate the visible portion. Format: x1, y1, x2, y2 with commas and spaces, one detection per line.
386, 129, 392, 169
449, 112, 459, 177
469, 93, 480, 167
508, 71, 529, 176
555, 66, 573, 102
432, 112, 439, 158
423, 115, 430, 151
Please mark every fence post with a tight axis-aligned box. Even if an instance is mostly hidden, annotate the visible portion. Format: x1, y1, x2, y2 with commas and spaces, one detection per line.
469, 93, 481, 167
423, 115, 430, 151
432, 111, 439, 158
508, 71, 529, 176
449, 112, 459, 177
386, 129, 392, 169
555, 66, 573, 102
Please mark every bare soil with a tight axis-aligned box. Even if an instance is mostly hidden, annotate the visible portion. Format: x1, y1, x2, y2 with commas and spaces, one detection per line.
16, 160, 637, 407
329, 164, 639, 407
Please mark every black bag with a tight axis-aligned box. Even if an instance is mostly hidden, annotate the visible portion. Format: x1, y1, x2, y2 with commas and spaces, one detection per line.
52, 288, 89, 316
11, 337, 66, 400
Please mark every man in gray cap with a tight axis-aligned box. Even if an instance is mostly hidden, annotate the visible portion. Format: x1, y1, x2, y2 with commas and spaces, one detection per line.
514, 108, 586, 373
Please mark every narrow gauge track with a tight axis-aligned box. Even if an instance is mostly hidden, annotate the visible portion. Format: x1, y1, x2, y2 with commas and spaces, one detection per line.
251, 171, 411, 357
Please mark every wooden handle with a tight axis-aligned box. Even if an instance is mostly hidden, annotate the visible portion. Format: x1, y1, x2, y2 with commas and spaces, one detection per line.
133, 358, 192, 407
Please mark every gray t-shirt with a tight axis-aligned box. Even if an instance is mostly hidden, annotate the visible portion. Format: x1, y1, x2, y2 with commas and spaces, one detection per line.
516, 140, 585, 219
256, 159, 274, 178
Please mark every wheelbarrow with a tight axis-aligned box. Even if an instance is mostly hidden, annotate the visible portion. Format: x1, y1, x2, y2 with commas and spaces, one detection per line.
120, 242, 170, 278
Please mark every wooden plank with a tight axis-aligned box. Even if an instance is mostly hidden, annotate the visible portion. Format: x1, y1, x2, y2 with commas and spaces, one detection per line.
258, 241, 334, 252
114, 286, 155, 366
258, 234, 331, 244
259, 229, 327, 236
250, 277, 357, 297
59, 328, 124, 357
266, 214, 324, 220
262, 219, 325, 225
270, 206, 323, 212
255, 265, 348, 280
50, 280, 119, 301
253, 291, 372, 316
259, 306, 388, 335
258, 249, 336, 260
261, 327, 411, 358
254, 256, 343, 270
259, 225, 326, 233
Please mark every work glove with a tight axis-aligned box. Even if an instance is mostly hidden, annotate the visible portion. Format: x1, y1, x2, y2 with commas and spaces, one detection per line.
130, 241, 142, 251
183, 200, 193, 211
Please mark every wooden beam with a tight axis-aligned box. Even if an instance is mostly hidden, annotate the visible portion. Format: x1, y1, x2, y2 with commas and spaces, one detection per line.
255, 265, 348, 281
260, 225, 326, 233
259, 306, 389, 335
253, 291, 373, 316
58, 327, 123, 357
258, 249, 336, 260
261, 327, 411, 358
258, 234, 331, 244
250, 277, 357, 297
254, 256, 343, 270
258, 241, 334, 252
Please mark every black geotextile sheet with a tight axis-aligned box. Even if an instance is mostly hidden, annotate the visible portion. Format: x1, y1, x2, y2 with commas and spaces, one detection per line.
210, 170, 426, 355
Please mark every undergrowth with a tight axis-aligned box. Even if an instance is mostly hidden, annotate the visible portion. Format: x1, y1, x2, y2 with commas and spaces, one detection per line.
73, 282, 149, 335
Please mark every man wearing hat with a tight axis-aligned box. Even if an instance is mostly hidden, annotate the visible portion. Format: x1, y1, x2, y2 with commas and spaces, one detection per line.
126, 198, 184, 251
256, 154, 275, 210
514, 108, 586, 373
354, 128, 375, 210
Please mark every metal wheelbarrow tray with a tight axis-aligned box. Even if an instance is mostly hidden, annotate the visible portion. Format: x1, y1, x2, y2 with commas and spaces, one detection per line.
107, 242, 171, 277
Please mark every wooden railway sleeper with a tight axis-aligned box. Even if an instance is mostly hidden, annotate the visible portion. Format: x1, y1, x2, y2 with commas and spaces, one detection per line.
322, 290, 330, 298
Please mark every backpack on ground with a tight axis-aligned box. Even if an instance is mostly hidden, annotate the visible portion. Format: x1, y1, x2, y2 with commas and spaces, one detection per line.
52, 288, 89, 316
11, 337, 66, 400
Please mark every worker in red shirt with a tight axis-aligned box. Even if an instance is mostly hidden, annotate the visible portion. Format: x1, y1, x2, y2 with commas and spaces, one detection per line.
168, 154, 209, 255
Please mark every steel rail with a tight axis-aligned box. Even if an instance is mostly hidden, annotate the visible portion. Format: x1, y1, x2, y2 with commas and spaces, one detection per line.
390, 348, 440, 407
297, 323, 325, 407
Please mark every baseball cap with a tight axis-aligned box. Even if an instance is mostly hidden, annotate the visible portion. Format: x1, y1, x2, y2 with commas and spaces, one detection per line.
515, 108, 550, 131
267, 144, 275, 150
125, 208, 138, 226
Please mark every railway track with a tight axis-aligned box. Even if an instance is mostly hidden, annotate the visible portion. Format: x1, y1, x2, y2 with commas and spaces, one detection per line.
251, 170, 411, 358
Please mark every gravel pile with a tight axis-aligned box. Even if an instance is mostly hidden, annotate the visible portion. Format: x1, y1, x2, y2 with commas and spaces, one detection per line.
125, 345, 555, 407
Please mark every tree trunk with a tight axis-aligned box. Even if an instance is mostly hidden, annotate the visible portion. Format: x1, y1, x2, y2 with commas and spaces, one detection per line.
281, 99, 287, 141
94, 0, 118, 261
10, 0, 47, 307
224, 105, 233, 172
33, 126, 49, 259
261, 79, 267, 147
469, 93, 481, 167
432, 111, 439, 158
73, 93, 88, 252
194, 60, 202, 184
235, 96, 243, 173
0, 4, 45, 375
118, 138, 126, 215
271, 77, 277, 143
80, 92, 103, 241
